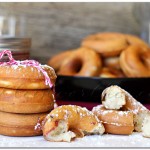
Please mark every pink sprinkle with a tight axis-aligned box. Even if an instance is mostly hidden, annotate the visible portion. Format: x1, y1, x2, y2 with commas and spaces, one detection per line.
0, 50, 53, 88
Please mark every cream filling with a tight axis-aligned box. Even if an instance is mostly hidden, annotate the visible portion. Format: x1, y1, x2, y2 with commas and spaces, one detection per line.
46, 120, 76, 142
46, 131, 76, 142
142, 113, 150, 138
91, 123, 105, 135
102, 86, 126, 109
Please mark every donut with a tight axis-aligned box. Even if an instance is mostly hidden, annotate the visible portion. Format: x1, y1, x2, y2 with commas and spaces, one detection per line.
99, 67, 125, 78
0, 64, 56, 89
81, 32, 128, 57
92, 105, 134, 135
39, 105, 105, 142
120, 87, 149, 132
103, 56, 121, 69
48, 50, 73, 72
101, 85, 149, 132
0, 88, 54, 114
119, 45, 150, 77
0, 111, 47, 136
125, 34, 149, 48
58, 47, 102, 77
0, 50, 57, 89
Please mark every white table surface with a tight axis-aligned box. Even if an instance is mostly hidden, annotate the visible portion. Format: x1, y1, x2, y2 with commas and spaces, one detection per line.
0, 132, 150, 148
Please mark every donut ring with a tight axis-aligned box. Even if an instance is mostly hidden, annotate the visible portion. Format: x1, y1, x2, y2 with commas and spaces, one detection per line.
81, 32, 128, 57
0, 111, 47, 136
0, 88, 54, 114
120, 45, 150, 77
48, 50, 73, 73
0, 65, 56, 90
99, 67, 125, 78
0, 50, 57, 89
58, 47, 102, 77
101, 85, 149, 132
92, 105, 134, 135
40, 105, 105, 142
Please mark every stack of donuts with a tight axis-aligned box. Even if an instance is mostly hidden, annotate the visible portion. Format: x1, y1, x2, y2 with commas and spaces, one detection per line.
48, 32, 150, 77
0, 50, 57, 137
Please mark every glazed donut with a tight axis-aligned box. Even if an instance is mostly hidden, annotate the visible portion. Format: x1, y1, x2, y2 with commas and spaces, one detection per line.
120, 45, 150, 77
40, 105, 105, 142
101, 85, 149, 132
99, 67, 125, 78
103, 56, 121, 69
0, 111, 47, 136
48, 50, 73, 72
92, 105, 134, 135
0, 88, 54, 114
0, 50, 57, 89
58, 47, 102, 77
81, 32, 128, 57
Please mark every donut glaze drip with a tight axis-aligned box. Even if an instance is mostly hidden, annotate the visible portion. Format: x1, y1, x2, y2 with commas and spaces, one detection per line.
0, 50, 53, 88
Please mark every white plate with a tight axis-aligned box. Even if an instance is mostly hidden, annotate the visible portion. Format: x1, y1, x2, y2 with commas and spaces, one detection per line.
0, 132, 150, 148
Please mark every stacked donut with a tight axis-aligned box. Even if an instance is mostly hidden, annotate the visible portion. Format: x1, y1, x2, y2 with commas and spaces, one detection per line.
92, 85, 150, 137
48, 32, 150, 77
0, 50, 57, 137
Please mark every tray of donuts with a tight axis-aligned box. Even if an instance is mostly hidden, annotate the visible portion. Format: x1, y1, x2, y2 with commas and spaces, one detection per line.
48, 32, 150, 103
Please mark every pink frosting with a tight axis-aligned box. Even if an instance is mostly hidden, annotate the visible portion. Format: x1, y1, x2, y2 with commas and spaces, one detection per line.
0, 50, 53, 88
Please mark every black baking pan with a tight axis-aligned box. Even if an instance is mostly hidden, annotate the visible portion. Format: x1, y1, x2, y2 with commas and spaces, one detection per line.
55, 75, 150, 104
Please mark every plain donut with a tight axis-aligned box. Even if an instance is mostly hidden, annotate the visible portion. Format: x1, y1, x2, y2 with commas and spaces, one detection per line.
0, 111, 47, 136
48, 50, 73, 73
81, 32, 128, 57
0, 50, 57, 89
0, 65, 57, 89
0, 88, 55, 114
120, 45, 150, 77
58, 47, 102, 77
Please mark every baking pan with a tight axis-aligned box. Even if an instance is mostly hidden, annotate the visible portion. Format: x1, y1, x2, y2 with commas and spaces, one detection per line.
55, 75, 150, 104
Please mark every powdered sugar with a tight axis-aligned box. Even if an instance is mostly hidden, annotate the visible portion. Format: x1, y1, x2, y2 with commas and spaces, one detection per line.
0, 132, 149, 147
34, 122, 41, 130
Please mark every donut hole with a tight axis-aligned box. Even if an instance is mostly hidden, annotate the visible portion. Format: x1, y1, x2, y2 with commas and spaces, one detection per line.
140, 56, 146, 66
140, 53, 150, 68
70, 58, 83, 73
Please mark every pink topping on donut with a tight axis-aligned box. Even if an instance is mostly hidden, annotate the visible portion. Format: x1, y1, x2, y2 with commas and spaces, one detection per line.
0, 50, 53, 88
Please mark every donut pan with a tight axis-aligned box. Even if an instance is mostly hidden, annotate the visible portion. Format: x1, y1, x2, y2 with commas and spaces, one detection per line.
55, 75, 150, 104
